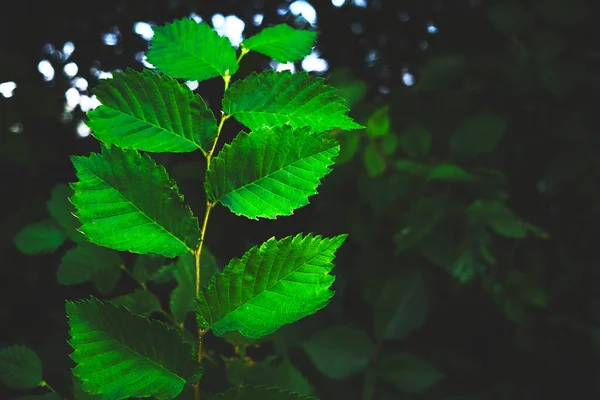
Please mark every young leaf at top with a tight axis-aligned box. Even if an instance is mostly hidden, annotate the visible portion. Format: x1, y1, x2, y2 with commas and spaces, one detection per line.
13, 219, 66, 255
0, 345, 42, 389
211, 385, 317, 400
86, 69, 217, 154
57, 243, 123, 295
146, 18, 239, 82
223, 70, 363, 133
196, 233, 347, 338
241, 24, 317, 63
70, 146, 199, 257
205, 125, 339, 219
67, 297, 200, 400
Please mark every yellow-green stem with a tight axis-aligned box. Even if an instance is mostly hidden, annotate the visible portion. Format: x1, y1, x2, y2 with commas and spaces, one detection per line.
40, 380, 59, 397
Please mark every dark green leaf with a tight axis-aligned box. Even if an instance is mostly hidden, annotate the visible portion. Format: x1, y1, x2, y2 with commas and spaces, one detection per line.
398, 123, 431, 159
417, 54, 467, 90
394, 160, 430, 175
197, 233, 346, 338
380, 134, 398, 156
241, 24, 317, 63
67, 297, 200, 400
87, 69, 217, 154
335, 131, 360, 164
146, 18, 238, 82
428, 164, 476, 182
366, 106, 390, 137
450, 113, 507, 160
327, 68, 367, 109
112, 289, 162, 317
132, 254, 168, 284
302, 325, 373, 379
223, 70, 363, 132
364, 143, 386, 177
70, 146, 199, 257
57, 243, 123, 295
46, 183, 83, 242
394, 195, 446, 254
450, 251, 482, 284
13, 220, 65, 255
468, 200, 527, 238
0, 345, 42, 389
205, 126, 339, 219
487, 1, 533, 37
211, 386, 317, 400
13, 395, 61, 400
375, 352, 443, 394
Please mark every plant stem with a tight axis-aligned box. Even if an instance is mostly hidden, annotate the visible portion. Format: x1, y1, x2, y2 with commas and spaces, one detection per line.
237, 47, 249, 65
40, 380, 60, 397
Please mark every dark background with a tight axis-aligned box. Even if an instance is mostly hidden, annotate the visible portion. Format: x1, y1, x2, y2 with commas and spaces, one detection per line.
2, 0, 600, 399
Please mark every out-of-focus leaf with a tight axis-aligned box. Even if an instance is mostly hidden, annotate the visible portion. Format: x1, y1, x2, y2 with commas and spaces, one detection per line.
132, 254, 168, 284
468, 200, 527, 238
0, 345, 42, 389
538, 59, 583, 98
528, 29, 565, 63
535, 0, 588, 25
375, 352, 443, 394
428, 164, 476, 182
335, 131, 360, 164
302, 325, 373, 379
112, 289, 162, 317
487, 1, 533, 37
398, 123, 431, 159
327, 68, 367, 109
366, 106, 390, 137
417, 54, 467, 90
364, 143, 386, 177
211, 386, 317, 400
450, 113, 507, 160
394, 194, 447, 254
381, 134, 398, 156
13, 220, 65, 255
394, 160, 430, 175
46, 184, 83, 242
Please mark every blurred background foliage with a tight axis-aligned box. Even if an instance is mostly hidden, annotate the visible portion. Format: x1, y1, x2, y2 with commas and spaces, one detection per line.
2, 0, 600, 399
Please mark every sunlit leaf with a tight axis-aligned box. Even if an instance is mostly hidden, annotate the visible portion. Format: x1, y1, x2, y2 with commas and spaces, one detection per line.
112, 289, 162, 317
205, 126, 339, 219
57, 243, 123, 295
70, 146, 199, 257
241, 24, 317, 63
0, 345, 42, 389
87, 69, 217, 153
223, 70, 363, 132
211, 386, 317, 400
375, 352, 443, 394
67, 297, 200, 400
146, 18, 238, 82
13, 220, 65, 255
196, 233, 347, 338
302, 325, 373, 379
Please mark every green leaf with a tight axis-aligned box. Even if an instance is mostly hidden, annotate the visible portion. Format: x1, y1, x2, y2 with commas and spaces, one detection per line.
394, 195, 446, 254
132, 254, 168, 284
428, 164, 476, 182
365, 267, 433, 341
112, 289, 162, 317
86, 69, 217, 154
241, 24, 317, 63
535, 0, 588, 25
223, 70, 363, 132
487, 1, 533, 37
211, 386, 317, 400
394, 160, 430, 175
450, 251, 482, 284
450, 113, 507, 160
196, 233, 346, 338
275, 358, 313, 396
0, 345, 42, 389
72, 374, 101, 400
366, 106, 390, 137
146, 18, 238, 82
398, 123, 431, 159
363, 143, 386, 177
327, 68, 367, 109
205, 125, 339, 219
170, 250, 218, 324
380, 134, 398, 156
417, 54, 466, 90
46, 183, 83, 242
70, 146, 199, 257
468, 200, 527, 238
13, 220, 65, 255
13, 395, 61, 400
302, 325, 373, 379
57, 243, 123, 295
375, 353, 443, 394
335, 131, 360, 164
67, 297, 200, 400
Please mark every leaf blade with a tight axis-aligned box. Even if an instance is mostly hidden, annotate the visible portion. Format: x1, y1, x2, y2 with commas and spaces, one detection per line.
205, 126, 339, 219
146, 18, 238, 82
0, 345, 42, 389
86, 69, 217, 153
70, 146, 199, 257
13, 220, 65, 255
67, 297, 200, 400
223, 70, 363, 132
241, 24, 317, 63
196, 233, 347, 338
